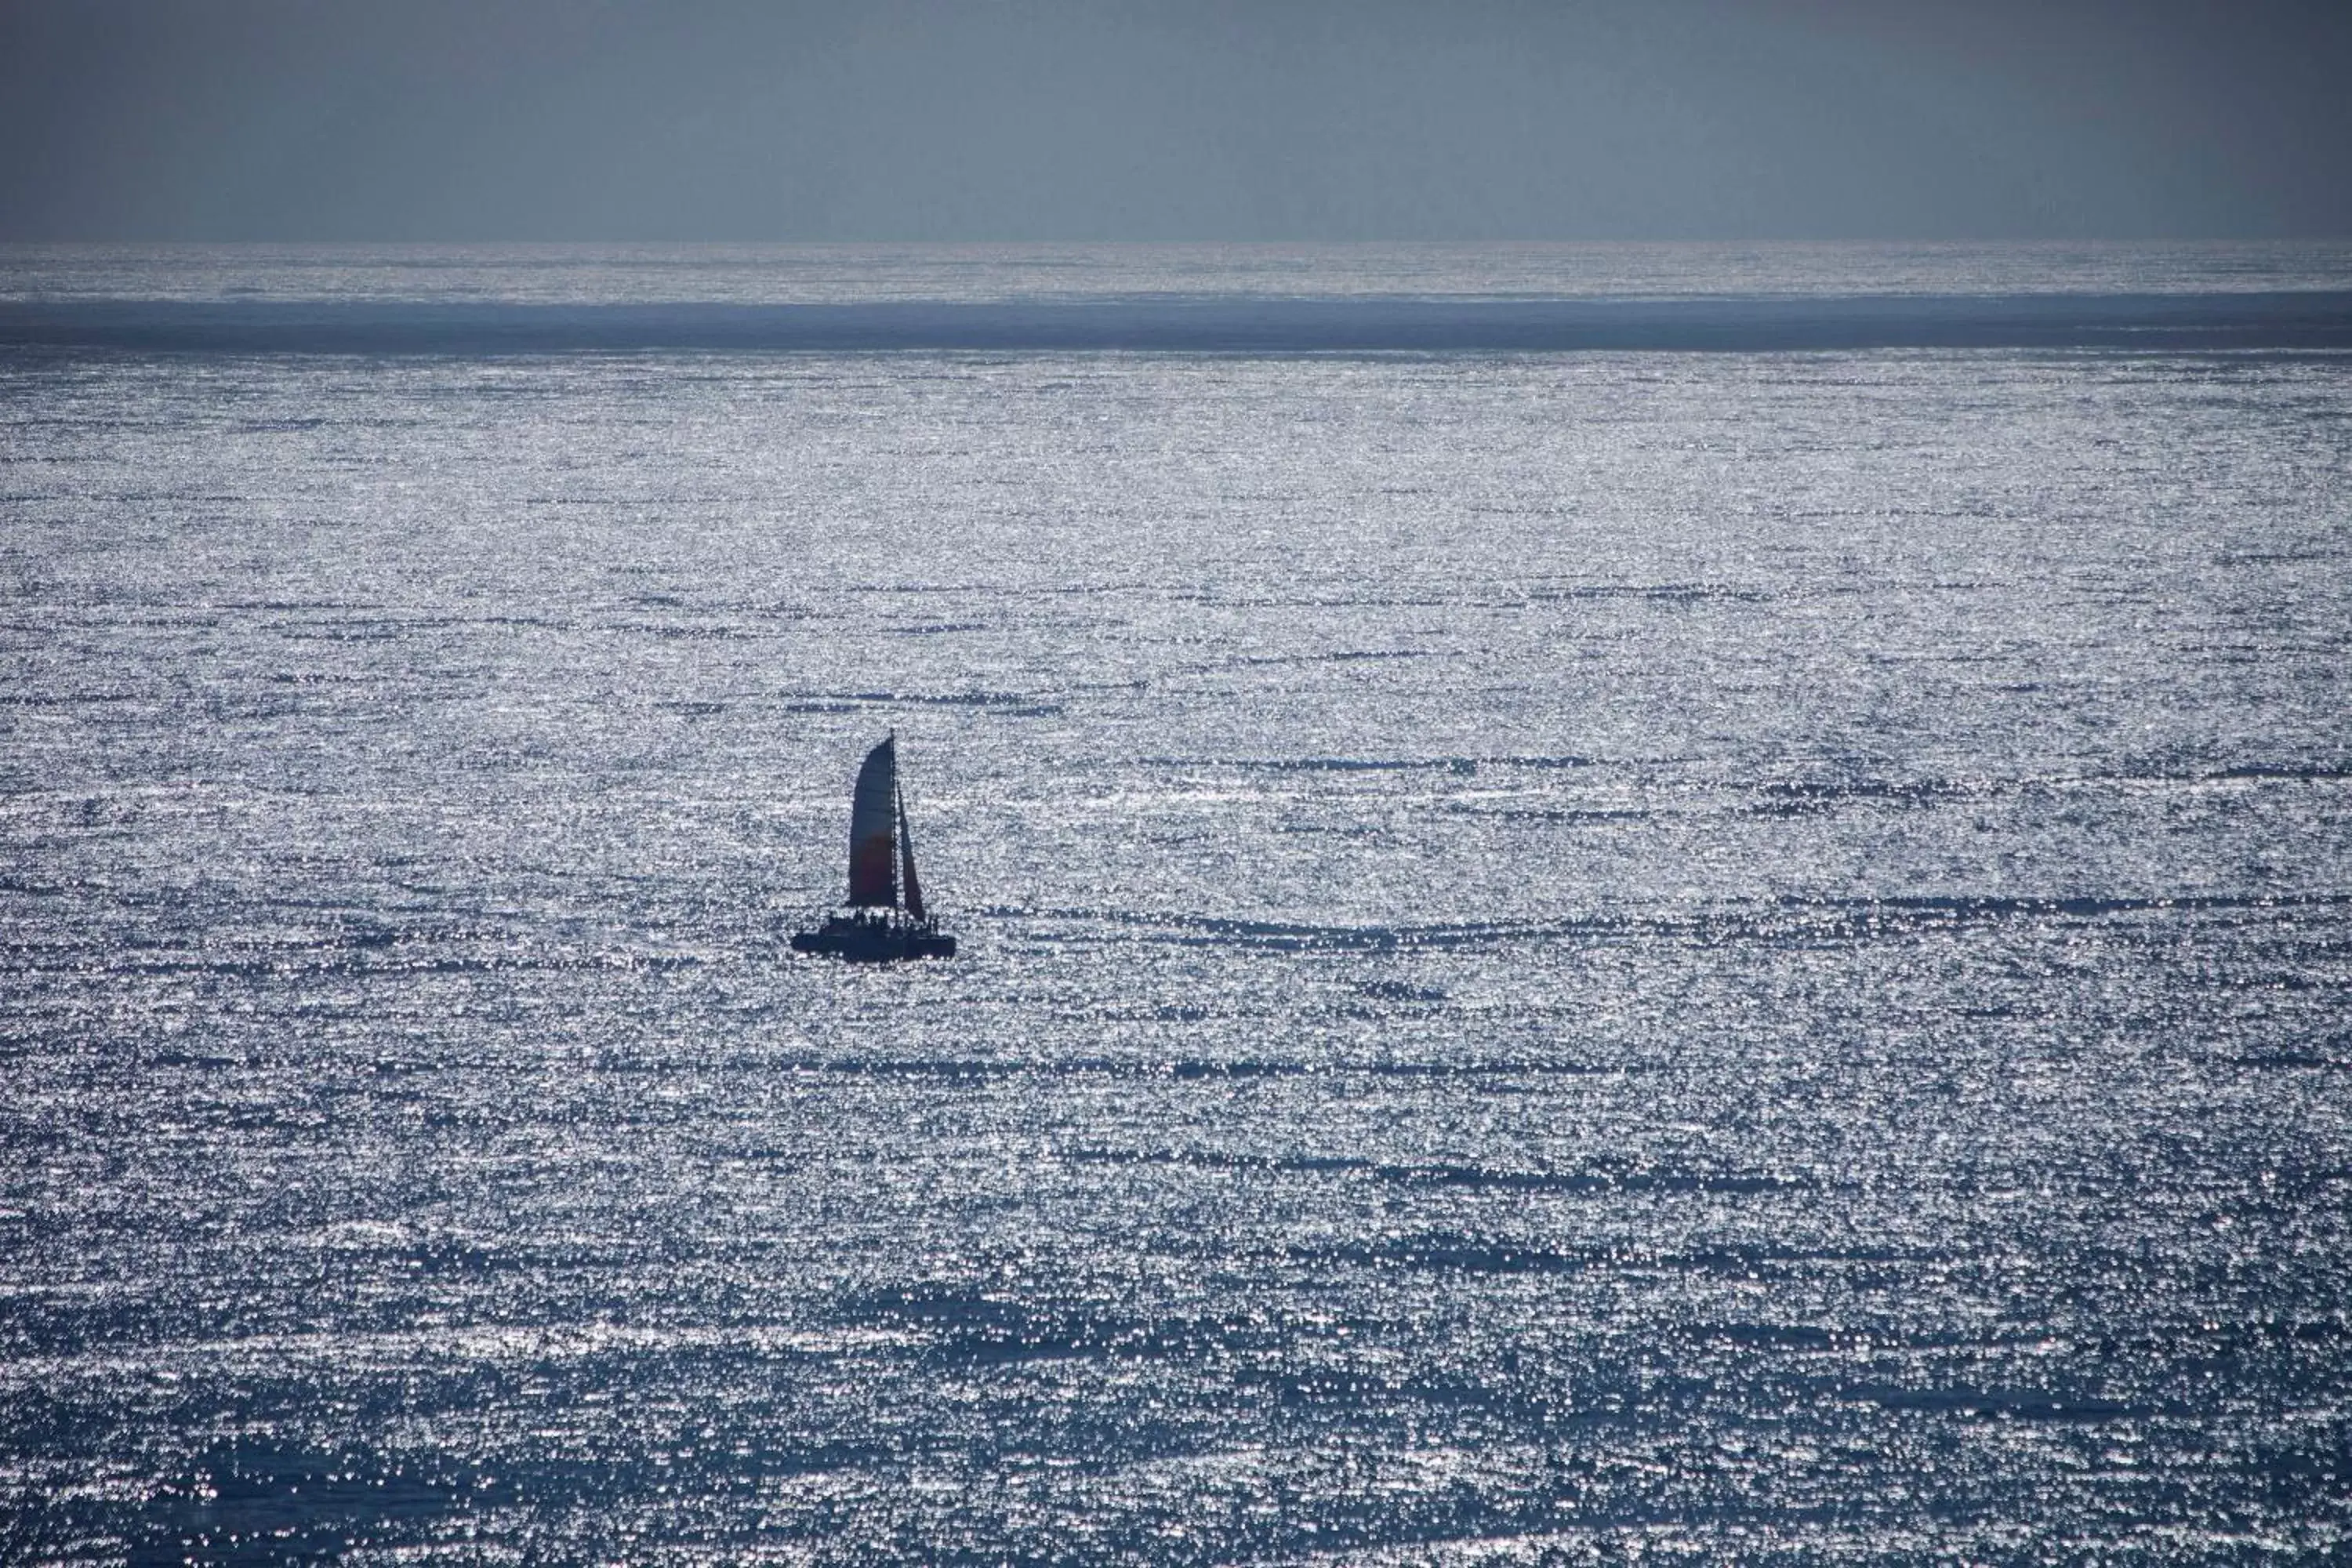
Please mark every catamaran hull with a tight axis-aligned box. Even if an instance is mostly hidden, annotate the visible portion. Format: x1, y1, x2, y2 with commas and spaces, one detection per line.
789, 921, 956, 962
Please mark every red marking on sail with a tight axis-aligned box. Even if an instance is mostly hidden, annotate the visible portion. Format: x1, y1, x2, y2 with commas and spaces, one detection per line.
897, 786, 926, 923
846, 738, 897, 906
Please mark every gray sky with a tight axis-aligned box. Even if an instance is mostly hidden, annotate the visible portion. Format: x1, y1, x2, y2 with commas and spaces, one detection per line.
3, 0, 2347, 241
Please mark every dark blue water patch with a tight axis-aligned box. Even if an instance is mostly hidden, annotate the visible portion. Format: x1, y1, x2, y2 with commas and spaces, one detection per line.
0, 690, 140, 706
600, 619, 757, 640
366, 1055, 428, 1076
1846, 1385, 2153, 1421
1298, 1233, 1605, 1276
53, 949, 705, 980
145, 1051, 247, 1070
2225, 1051, 2349, 1069
270, 626, 405, 643
1348, 1059, 1624, 1078
1900, 890, 2341, 916
1356, 979, 1447, 1003
736, 1054, 1615, 1087
2209, 762, 2352, 783
1020, 909, 1599, 953
1483, 754, 1600, 769
10, 292, 2352, 353
1035, 895, 2345, 960
1169, 589, 1466, 610
1701, 1323, 1842, 1351
1155, 754, 1477, 772
2215, 549, 2348, 568
1232, 648, 1439, 666
1060, 1148, 1818, 1196
23, 1394, 898, 1563
1375, 1163, 1819, 1197
1073, 908, 1669, 954
840, 1283, 1293, 1367
1744, 778, 1992, 812
1053, 909, 1416, 953
768, 1056, 1050, 1083
1443, 804, 1651, 824
2083, 1319, 2352, 1360
815, 688, 1060, 710
86, 1439, 472, 1566
1524, 583, 1769, 604
1168, 1058, 1303, 1080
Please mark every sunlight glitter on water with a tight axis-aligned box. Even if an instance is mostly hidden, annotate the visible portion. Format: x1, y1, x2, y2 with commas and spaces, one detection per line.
2, 302, 2349, 1562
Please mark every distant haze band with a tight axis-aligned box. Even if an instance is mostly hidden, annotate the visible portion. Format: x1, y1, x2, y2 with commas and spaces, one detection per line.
5, 293, 2350, 354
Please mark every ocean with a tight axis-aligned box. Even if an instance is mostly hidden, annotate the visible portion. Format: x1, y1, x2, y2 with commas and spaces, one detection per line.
3, 244, 2349, 1564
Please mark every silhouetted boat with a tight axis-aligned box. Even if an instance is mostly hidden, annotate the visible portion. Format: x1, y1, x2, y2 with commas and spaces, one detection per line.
790, 735, 956, 961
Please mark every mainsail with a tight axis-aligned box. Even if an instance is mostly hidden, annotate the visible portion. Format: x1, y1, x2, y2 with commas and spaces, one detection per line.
846, 737, 897, 907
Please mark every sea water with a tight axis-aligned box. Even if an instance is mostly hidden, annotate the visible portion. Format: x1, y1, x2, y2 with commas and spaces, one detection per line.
2, 246, 2349, 1564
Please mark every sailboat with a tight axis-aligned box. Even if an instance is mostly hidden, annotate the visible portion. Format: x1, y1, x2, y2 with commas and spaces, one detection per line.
789, 735, 956, 961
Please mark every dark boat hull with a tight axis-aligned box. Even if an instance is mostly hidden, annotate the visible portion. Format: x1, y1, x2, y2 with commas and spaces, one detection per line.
789, 916, 956, 963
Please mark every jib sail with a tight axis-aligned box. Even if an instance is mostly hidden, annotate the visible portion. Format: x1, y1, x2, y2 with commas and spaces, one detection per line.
897, 783, 927, 922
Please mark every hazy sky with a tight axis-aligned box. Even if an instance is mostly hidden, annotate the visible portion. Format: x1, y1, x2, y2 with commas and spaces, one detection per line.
3, 0, 2347, 241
